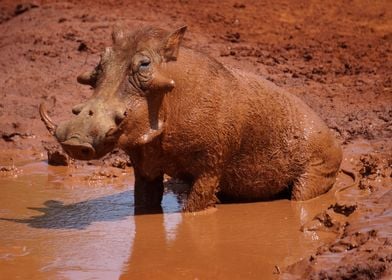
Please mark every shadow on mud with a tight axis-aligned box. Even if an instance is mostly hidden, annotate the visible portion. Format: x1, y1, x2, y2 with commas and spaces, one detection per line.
1, 191, 171, 230
0, 191, 180, 229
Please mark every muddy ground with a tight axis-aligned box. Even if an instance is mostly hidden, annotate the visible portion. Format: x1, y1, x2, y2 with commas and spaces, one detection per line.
0, 0, 391, 279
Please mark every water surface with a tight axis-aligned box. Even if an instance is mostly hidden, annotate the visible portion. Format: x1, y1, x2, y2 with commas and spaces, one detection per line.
0, 161, 341, 279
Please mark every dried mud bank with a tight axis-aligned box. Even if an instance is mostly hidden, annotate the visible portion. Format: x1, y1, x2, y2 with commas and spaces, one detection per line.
0, 0, 391, 279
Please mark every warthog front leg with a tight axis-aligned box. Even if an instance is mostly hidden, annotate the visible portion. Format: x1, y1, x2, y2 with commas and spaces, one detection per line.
183, 174, 220, 212
134, 170, 164, 215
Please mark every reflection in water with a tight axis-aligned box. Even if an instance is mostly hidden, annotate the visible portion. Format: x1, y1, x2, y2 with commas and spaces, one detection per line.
0, 162, 337, 279
0, 175, 183, 279
120, 197, 334, 280
162, 193, 183, 243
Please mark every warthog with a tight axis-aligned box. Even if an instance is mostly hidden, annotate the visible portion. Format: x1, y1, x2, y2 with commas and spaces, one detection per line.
40, 25, 342, 212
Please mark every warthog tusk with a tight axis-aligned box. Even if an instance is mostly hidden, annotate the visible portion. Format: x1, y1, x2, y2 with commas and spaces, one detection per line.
39, 103, 57, 135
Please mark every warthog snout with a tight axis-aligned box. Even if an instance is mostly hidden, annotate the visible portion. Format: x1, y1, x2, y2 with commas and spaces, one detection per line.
60, 138, 95, 160
39, 100, 126, 160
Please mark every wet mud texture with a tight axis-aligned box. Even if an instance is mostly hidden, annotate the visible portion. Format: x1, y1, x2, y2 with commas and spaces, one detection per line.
0, 0, 391, 279
282, 141, 392, 279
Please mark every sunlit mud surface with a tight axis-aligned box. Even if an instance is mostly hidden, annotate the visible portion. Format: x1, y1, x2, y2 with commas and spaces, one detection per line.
0, 159, 348, 279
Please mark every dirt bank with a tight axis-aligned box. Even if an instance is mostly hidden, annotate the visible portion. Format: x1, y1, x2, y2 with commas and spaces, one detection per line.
0, 0, 391, 278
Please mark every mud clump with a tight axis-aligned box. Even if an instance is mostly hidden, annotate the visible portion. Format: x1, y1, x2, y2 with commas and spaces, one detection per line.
43, 142, 69, 166
77, 42, 88, 52
87, 169, 120, 181
0, 165, 21, 178
329, 203, 357, 217
327, 230, 378, 253
1, 122, 33, 143
101, 149, 132, 169
14, 3, 39, 16
359, 154, 380, 178
301, 208, 348, 234
0, 2, 39, 24
357, 153, 389, 191
301, 202, 357, 234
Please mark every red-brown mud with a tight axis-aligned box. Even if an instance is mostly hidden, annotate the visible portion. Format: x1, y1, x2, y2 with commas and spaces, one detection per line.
282, 140, 392, 279
0, 0, 391, 279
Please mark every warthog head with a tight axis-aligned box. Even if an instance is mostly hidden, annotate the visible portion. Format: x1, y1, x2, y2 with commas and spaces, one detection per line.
40, 25, 187, 160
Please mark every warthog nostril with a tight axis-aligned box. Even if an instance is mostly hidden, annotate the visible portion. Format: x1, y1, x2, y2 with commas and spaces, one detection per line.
72, 103, 85, 115
72, 108, 80, 115
114, 111, 126, 126
88, 110, 94, 116
81, 147, 91, 156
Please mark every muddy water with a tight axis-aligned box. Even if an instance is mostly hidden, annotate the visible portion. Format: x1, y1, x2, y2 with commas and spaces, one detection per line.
0, 161, 349, 280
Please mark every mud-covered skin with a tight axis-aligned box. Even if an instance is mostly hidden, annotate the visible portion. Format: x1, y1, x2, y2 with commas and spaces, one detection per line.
42, 25, 342, 212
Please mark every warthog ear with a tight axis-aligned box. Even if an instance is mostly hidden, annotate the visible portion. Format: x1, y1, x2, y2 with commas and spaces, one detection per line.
77, 70, 97, 87
162, 25, 187, 62
112, 24, 125, 45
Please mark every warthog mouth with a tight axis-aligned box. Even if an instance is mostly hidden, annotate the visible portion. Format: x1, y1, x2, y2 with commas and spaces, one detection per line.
40, 103, 96, 160
60, 137, 96, 160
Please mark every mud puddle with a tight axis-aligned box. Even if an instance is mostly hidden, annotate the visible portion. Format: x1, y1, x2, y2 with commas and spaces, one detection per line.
0, 158, 356, 279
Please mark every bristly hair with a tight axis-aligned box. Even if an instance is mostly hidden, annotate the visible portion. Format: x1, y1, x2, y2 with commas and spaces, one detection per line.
132, 26, 169, 44
111, 25, 170, 52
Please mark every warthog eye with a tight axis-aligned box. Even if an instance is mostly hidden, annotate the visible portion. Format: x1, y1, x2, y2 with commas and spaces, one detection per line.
139, 58, 151, 71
